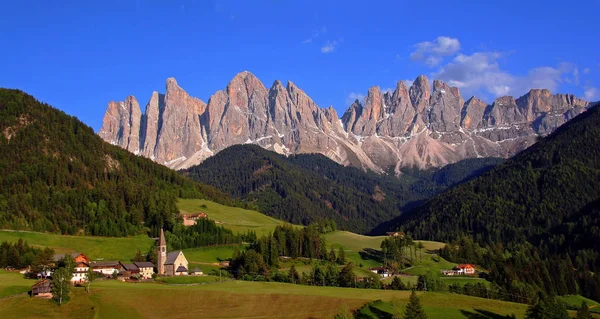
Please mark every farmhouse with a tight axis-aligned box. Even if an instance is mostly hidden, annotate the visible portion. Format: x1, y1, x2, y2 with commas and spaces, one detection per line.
31, 279, 52, 298
182, 212, 208, 226
72, 262, 89, 284
457, 264, 476, 275
157, 229, 189, 276
90, 260, 120, 277
52, 252, 89, 264
369, 267, 391, 278
134, 261, 155, 279
190, 267, 203, 276
385, 231, 405, 238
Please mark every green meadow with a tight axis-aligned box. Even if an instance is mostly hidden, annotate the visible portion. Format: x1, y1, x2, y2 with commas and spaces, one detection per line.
177, 198, 291, 237
0, 275, 529, 319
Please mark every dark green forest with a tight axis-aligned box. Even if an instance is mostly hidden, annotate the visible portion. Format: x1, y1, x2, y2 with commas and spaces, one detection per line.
0, 89, 239, 237
390, 104, 600, 301
184, 144, 500, 234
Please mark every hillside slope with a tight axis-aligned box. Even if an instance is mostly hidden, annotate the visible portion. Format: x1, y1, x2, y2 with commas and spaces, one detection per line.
184, 144, 501, 233
0, 89, 235, 236
388, 104, 600, 248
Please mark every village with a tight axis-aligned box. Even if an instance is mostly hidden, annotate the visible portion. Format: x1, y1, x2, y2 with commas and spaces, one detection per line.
30, 229, 201, 299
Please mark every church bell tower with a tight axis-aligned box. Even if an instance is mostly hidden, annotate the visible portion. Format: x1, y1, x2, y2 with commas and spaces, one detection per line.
157, 228, 167, 275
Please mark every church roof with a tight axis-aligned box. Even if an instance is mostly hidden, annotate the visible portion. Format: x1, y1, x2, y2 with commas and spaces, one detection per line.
192, 267, 202, 273
164, 251, 182, 265
158, 229, 166, 247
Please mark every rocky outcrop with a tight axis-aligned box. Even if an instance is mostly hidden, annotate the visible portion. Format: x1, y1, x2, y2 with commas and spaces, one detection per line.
98, 72, 591, 172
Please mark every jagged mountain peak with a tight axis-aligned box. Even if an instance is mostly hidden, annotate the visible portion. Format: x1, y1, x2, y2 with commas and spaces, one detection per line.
99, 72, 590, 172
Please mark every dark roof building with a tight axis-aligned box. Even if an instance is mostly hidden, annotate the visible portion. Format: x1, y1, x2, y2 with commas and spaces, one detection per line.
165, 251, 183, 265
120, 263, 139, 272
134, 261, 155, 269
175, 265, 188, 273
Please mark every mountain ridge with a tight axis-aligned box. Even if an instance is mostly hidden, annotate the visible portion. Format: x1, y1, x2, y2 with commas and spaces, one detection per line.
99, 71, 589, 172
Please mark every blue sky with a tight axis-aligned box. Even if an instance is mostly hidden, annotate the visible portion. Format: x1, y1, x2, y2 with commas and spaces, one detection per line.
1, 0, 599, 131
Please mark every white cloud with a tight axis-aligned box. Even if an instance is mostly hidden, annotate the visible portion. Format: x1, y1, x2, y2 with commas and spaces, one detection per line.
410, 36, 461, 67
573, 68, 580, 85
583, 68, 591, 74
346, 92, 365, 105
382, 88, 394, 94
584, 87, 599, 101
434, 52, 575, 98
321, 40, 339, 53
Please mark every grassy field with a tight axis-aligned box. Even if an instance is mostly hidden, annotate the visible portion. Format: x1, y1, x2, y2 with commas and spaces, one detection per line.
0, 230, 153, 261
0, 272, 529, 319
157, 275, 219, 285
557, 295, 600, 313
0, 270, 36, 298
177, 198, 291, 237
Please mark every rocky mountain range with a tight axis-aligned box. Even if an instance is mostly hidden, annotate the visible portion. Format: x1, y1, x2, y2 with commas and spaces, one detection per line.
99, 71, 590, 172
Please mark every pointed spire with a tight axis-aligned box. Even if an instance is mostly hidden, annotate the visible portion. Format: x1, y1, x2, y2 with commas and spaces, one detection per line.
158, 228, 166, 247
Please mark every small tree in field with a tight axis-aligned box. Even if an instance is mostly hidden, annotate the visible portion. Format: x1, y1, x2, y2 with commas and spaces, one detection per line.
85, 267, 96, 293
405, 290, 427, 319
52, 267, 72, 305
577, 301, 592, 319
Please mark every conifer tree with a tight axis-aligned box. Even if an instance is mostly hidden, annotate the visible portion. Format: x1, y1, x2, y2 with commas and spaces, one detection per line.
405, 290, 427, 319
577, 301, 592, 319
52, 267, 72, 305
336, 247, 346, 265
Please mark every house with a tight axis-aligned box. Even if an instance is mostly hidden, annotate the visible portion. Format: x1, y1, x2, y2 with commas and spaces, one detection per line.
117, 263, 140, 281
71, 262, 89, 284
31, 279, 53, 298
190, 267, 203, 276
52, 252, 89, 264
457, 264, 476, 275
369, 267, 391, 278
134, 262, 155, 279
385, 232, 405, 238
90, 261, 120, 277
182, 212, 208, 226
157, 229, 189, 276
175, 265, 188, 276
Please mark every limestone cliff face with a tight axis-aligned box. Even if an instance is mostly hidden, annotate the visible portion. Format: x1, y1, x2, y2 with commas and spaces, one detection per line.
98, 71, 591, 172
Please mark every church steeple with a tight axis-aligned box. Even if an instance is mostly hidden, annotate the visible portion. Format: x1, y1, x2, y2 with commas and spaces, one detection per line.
157, 228, 167, 275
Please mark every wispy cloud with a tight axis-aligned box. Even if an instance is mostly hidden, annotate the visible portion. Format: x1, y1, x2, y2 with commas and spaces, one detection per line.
410, 36, 461, 67
584, 87, 599, 101
346, 92, 365, 105
302, 26, 327, 44
583, 68, 591, 75
321, 39, 341, 54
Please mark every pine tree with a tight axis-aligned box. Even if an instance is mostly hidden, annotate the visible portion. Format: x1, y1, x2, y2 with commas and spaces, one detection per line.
405, 290, 427, 319
577, 301, 592, 319
132, 249, 145, 262
288, 265, 299, 284
336, 247, 346, 265
329, 246, 337, 263
525, 294, 569, 319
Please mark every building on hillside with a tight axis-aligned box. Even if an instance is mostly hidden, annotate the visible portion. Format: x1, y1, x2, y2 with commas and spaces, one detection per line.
190, 267, 203, 276
134, 262, 155, 279
385, 232, 405, 238
182, 212, 208, 226
157, 228, 189, 276
90, 261, 120, 277
117, 263, 139, 281
52, 252, 89, 265
369, 267, 391, 278
31, 279, 53, 298
457, 264, 476, 275
72, 262, 89, 284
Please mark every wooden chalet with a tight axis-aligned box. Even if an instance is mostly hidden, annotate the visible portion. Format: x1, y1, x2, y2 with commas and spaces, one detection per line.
385, 231, 405, 238
31, 279, 52, 298
182, 212, 208, 226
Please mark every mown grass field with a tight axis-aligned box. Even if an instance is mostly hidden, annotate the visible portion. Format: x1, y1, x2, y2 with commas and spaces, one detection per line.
177, 198, 291, 237
0, 230, 153, 261
157, 275, 219, 285
0, 273, 529, 319
0, 270, 36, 298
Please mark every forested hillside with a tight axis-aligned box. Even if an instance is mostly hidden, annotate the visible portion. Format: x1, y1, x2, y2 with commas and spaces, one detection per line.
0, 89, 236, 237
387, 104, 600, 301
184, 144, 501, 233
